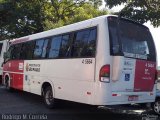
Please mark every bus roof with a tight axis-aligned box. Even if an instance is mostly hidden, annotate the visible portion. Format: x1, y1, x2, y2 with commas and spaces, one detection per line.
10, 15, 116, 44
10, 14, 148, 45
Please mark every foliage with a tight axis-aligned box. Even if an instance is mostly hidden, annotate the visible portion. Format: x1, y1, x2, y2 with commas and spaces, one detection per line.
0, 0, 46, 39
0, 0, 108, 40
88, 0, 102, 9
105, 0, 160, 27
45, 2, 108, 30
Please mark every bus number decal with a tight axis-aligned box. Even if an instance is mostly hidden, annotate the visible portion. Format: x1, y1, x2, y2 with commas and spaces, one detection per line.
82, 59, 93, 64
145, 63, 154, 68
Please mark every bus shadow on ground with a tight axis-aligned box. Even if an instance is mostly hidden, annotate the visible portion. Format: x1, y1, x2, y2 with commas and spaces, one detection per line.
1, 86, 159, 120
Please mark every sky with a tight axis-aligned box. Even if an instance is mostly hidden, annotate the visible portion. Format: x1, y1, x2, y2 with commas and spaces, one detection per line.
100, 3, 160, 66
144, 22, 160, 66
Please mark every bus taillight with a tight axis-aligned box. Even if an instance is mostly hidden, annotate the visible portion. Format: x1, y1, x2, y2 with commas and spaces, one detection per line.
99, 65, 110, 83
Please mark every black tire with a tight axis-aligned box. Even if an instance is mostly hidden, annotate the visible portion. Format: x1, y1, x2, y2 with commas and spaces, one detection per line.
43, 86, 55, 109
5, 77, 12, 91
152, 98, 160, 115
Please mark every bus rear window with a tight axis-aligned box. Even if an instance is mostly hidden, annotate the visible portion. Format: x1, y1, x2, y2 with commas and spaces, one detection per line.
108, 17, 156, 61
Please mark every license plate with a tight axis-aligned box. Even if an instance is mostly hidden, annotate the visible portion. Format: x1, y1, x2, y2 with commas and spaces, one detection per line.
128, 95, 138, 101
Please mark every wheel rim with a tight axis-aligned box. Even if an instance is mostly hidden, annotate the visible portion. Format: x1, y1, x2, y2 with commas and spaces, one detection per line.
45, 89, 53, 105
154, 101, 160, 115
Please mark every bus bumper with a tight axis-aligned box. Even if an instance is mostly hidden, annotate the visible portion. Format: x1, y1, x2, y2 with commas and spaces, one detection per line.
104, 91, 156, 105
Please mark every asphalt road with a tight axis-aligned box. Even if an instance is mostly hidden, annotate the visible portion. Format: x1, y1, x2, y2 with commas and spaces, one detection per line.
0, 85, 158, 120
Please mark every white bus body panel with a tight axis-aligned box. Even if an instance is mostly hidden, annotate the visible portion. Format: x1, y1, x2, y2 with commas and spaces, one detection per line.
23, 58, 96, 104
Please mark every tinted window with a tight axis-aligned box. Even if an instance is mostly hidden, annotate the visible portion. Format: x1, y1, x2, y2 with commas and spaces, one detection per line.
120, 21, 149, 56
20, 41, 35, 59
12, 44, 22, 59
108, 17, 156, 61
7, 45, 14, 60
34, 39, 45, 59
48, 36, 62, 58
41, 39, 49, 58
81, 28, 96, 57
72, 27, 97, 57
59, 34, 70, 57
108, 18, 119, 55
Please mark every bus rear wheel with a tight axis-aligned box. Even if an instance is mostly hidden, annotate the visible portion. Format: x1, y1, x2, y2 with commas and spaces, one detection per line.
152, 98, 160, 115
43, 86, 55, 109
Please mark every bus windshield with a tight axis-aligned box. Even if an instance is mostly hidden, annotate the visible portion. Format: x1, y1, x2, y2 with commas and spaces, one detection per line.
108, 16, 156, 61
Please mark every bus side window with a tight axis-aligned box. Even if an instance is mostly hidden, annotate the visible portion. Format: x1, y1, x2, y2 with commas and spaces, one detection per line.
26, 41, 35, 59
81, 28, 97, 57
20, 44, 27, 59
41, 39, 49, 58
12, 44, 21, 59
48, 36, 62, 58
27, 41, 35, 60
72, 27, 96, 58
34, 39, 45, 59
59, 34, 70, 58
20, 41, 35, 60
7, 46, 14, 60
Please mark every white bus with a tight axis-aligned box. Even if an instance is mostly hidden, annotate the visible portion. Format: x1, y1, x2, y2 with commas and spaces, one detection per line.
3, 15, 157, 108
0, 40, 9, 83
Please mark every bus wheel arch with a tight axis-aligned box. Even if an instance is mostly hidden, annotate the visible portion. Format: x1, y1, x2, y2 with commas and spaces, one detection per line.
41, 82, 56, 109
4, 73, 11, 90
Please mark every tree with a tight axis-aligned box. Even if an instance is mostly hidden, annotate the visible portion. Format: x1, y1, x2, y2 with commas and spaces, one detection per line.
0, 0, 108, 40
46, 1, 108, 30
88, 0, 102, 9
68, 3, 107, 23
104, 0, 160, 27
0, 0, 47, 39
0, 0, 14, 39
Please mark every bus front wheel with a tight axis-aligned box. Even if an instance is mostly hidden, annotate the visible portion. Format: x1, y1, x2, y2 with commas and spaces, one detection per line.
5, 76, 11, 90
43, 86, 55, 109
